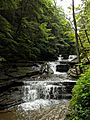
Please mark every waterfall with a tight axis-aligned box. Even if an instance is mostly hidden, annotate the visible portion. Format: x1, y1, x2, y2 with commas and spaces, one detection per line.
22, 85, 38, 101
19, 81, 70, 111
48, 55, 62, 74
22, 81, 68, 103
48, 55, 67, 78
21, 55, 73, 102
18, 55, 76, 111
44, 84, 66, 99
48, 62, 60, 74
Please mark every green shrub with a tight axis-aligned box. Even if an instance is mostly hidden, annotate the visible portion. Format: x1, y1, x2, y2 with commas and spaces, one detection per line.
65, 68, 90, 120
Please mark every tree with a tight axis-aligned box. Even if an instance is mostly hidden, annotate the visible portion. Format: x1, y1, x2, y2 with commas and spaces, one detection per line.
0, 0, 75, 61
75, 0, 90, 63
72, 0, 80, 63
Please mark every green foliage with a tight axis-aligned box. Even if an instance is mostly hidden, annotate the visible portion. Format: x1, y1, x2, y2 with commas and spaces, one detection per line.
0, 14, 19, 61
0, 0, 18, 10
0, 0, 75, 61
76, 0, 90, 62
65, 68, 90, 120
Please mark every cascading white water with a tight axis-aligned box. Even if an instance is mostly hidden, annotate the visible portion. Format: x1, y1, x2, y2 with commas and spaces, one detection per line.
44, 84, 66, 99
18, 55, 76, 111
48, 62, 60, 74
22, 85, 37, 102
19, 81, 68, 111
48, 55, 68, 78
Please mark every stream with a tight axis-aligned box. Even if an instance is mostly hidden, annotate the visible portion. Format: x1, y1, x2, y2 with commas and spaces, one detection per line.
0, 55, 76, 120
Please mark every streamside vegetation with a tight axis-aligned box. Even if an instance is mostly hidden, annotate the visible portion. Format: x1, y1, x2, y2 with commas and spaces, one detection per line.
65, 67, 90, 120
65, 0, 90, 119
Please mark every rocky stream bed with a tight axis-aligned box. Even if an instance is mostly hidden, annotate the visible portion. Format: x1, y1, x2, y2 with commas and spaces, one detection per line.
0, 55, 77, 120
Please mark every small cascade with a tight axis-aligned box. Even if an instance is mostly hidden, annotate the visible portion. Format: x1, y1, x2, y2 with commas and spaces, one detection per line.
48, 61, 60, 74
48, 55, 67, 77
44, 84, 66, 99
22, 81, 44, 102
22, 85, 38, 102
48, 55, 62, 74
57, 55, 63, 61
18, 54, 76, 111
19, 80, 74, 111
22, 81, 72, 103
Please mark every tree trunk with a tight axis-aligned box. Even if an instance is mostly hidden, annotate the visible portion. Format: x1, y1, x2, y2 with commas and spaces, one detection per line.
72, 0, 80, 63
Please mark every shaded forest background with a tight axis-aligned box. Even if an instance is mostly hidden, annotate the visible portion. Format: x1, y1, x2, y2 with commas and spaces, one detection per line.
0, 0, 75, 62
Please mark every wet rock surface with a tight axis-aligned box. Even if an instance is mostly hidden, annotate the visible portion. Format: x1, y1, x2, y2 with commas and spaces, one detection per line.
56, 64, 69, 72
28, 100, 69, 120
0, 100, 69, 120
